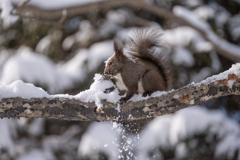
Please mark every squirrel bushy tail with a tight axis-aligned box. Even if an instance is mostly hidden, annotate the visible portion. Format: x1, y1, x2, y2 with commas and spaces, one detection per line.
126, 28, 173, 90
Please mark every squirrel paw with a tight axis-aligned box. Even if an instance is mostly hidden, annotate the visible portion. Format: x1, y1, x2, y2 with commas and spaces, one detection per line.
143, 92, 152, 97
119, 97, 128, 105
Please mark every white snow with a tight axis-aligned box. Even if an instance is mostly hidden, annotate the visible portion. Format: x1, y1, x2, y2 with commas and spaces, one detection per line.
0, 119, 14, 156
77, 106, 240, 160
78, 122, 118, 160
0, 80, 49, 100
137, 106, 240, 160
10, 0, 104, 10
197, 63, 240, 86
0, 46, 72, 94
173, 6, 210, 31
87, 41, 114, 72
77, 74, 121, 108
228, 15, 240, 40
59, 50, 88, 82
0, 62, 239, 110
162, 26, 213, 53
28, 118, 45, 137
16, 149, 55, 160
173, 6, 240, 60
0, 0, 18, 29
215, 7, 231, 28
193, 6, 215, 20
61, 40, 114, 80
171, 47, 195, 67
35, 36, 51, 54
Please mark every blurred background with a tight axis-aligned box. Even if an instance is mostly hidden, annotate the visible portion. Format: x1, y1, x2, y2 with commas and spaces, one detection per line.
0, 0, 240, 159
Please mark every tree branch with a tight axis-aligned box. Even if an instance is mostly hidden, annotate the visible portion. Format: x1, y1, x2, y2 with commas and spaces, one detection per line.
12, 0, 240, 61
1, 65, 240, 121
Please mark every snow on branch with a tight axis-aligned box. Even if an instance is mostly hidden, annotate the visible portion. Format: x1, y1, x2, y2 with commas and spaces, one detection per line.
12, 0, 240, 61
1, 63, 240, 121
173, 6, 240, 62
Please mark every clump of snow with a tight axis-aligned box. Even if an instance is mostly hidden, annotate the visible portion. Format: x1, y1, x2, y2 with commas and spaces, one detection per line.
172, 47, 195, 67
162, 26, 212, 53
173, 6, 240, 59
0, 48, 14, 78
215, 7, 231, 28
78, 122, 118, 160
59, 50, 88, 82
77, 74, 121, 108
28, 118, 45, 137
137, 106, 240, 160
0, 46, 72, 94
63, 20, 96, 51
79, 121, 137, 160
0, 119, 14, 156
173, 6, 210, 31
35, 36, 52, 54
227, 14, 240, 41
78, 106, 240, 160
16, 149, 55, 160
107, 10, 127, 25
10, 0, 104, 10
87, 41, 114, 72
193, 6, 215, 20
61, 40, 113, 77
0, 80, 49, 100
0, 0, 18, 29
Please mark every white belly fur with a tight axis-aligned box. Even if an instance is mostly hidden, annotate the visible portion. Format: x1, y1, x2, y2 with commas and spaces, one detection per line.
138, 79, 145, 93
115, 73, 127, 91
115, 73, 145, 93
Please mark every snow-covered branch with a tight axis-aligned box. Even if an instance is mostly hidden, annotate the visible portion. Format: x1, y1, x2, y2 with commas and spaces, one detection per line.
12, 0, 240, 61
1, 63, 240, 121
173, 6, 240, 62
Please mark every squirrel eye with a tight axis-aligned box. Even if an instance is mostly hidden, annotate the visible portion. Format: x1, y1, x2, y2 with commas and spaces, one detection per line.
109, 62, 113, 66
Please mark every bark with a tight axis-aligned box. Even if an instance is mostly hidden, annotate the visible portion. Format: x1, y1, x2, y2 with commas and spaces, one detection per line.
0, 72, 239, 121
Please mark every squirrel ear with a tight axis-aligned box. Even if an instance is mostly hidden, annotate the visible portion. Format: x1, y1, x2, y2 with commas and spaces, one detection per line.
114, 39, 124, 59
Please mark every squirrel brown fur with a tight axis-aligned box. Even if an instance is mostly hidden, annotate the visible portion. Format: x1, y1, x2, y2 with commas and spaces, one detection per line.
104, 28, 173, 104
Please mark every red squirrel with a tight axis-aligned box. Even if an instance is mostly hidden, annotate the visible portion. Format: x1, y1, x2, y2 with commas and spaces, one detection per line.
104, 28, 173, 104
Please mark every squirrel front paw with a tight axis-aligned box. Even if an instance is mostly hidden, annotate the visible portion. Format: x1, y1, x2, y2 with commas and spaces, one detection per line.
119, 97, 128, 105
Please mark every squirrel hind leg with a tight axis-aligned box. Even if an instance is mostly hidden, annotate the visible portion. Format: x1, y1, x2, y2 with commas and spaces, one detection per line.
142, 70, 167, 94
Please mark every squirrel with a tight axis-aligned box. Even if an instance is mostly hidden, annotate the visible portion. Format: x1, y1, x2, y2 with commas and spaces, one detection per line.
104, 28, 173, 104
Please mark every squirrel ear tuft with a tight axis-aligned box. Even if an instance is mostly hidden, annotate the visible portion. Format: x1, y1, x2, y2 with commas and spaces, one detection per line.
114, 39, 124, 58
